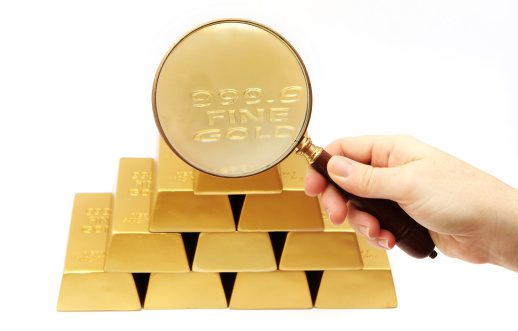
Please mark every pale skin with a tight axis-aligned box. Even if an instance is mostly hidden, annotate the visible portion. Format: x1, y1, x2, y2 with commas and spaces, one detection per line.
304, 135, 518, 272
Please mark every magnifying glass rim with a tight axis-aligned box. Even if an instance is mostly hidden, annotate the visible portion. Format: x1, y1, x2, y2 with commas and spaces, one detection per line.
152, 18, 313, 178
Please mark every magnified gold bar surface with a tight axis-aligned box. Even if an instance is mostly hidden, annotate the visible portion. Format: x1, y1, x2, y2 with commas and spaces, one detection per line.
57, 194, 141, 311
315, 235, 397, 308
280, 232, 363, 270
193, 167, 283, 195
230, 271, 312, 309
104, 158, 189, 272
144, 272, 227, 309
238, 191, 323, 231
150, 139, 235, 232
193, 232, 276, 272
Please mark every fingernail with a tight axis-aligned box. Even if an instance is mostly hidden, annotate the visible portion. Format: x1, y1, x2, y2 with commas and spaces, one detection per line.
328, 156, 352, 178
358, 225, 371, 239
377, 238, 390, 249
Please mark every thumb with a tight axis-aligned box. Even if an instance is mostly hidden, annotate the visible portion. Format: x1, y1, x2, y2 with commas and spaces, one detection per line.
327, 155, 407, 201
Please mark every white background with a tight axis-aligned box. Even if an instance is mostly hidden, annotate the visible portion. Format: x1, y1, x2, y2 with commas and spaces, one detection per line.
1, 0, 517, 330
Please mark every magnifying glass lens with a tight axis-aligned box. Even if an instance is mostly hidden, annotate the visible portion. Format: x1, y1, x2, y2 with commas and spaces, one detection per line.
153, 21, 311, 177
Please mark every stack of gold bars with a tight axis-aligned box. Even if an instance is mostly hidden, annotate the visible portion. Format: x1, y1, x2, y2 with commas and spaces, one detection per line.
57, 138, 397, 311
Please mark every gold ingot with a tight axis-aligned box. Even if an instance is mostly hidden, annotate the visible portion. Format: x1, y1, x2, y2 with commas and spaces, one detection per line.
279, 232, 363, 270
193, 232, 276, 272
193, 167, 282, 195
229, 271, 312, 309
238, 151, 323, 231
144, 272, 227, 309
150, 138, 235, 232
153, 20, 310, 178
104, 158, 190, 272
238, 192, 323, 231
57, 194, 141, 311
315, 235, 397, 308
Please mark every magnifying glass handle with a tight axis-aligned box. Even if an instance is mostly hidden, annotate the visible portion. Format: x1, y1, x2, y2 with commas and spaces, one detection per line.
297, 138, 437, 259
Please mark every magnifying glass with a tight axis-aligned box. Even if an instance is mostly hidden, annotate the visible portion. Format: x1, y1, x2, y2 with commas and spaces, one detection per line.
152, 19, 437, 259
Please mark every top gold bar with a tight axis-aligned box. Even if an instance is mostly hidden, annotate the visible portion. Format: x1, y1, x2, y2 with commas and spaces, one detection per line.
63, 193, 112, 273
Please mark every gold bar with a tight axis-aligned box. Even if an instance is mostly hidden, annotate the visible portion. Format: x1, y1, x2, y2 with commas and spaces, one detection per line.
144, 272, 227, 309
229, 271, 312, 309
279, 232, 363, 270
315, 235, 397, 308
193, 167, 283, 195
193, 232, 276, 272
150, 138, 235, 232
238, 151, 324, 231
104, 158, 190, 272
238, 192, 324, 231
57, 194, 141, 311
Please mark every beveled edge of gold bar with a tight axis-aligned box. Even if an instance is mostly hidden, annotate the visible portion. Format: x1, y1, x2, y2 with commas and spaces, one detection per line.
192, 232, 277, 272
104, 232, 190, 273
237, 191, 324, 232
314, 270, 397, 309
58, 273, 141, 311
193, 166, 283, 195
229, 271, 313, 309
279, 232, 363, 270
144, 272, 228, 309
63, 193, 112, 273
150, 191, 235, 232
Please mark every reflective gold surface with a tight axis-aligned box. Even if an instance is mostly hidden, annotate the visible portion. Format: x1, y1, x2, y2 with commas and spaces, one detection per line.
153, 20, 311, 177
315, 270, 397, 308
59, 19, 398, 311
57, 194, 141, 311
314, 235, 397, 308
104, 158, 189, 272
229, 271, 312, 309
238, 191, 323, 231
279, 150, 308, 191
193, 232, 276, 272
193, 167, 282, 195
280, 232, 363, 270
150, 139, 235, 232
356, 234, 391, 270
144, 272, 227, 309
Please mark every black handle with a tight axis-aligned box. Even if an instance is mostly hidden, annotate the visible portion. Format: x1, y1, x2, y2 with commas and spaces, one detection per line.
313, 150, 437, 259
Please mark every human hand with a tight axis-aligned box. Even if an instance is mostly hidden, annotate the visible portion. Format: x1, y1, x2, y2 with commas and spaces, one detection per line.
305, 135, 518, 271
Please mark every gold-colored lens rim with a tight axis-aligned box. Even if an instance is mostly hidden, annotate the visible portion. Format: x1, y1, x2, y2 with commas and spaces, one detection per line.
152, 18, 313, 177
